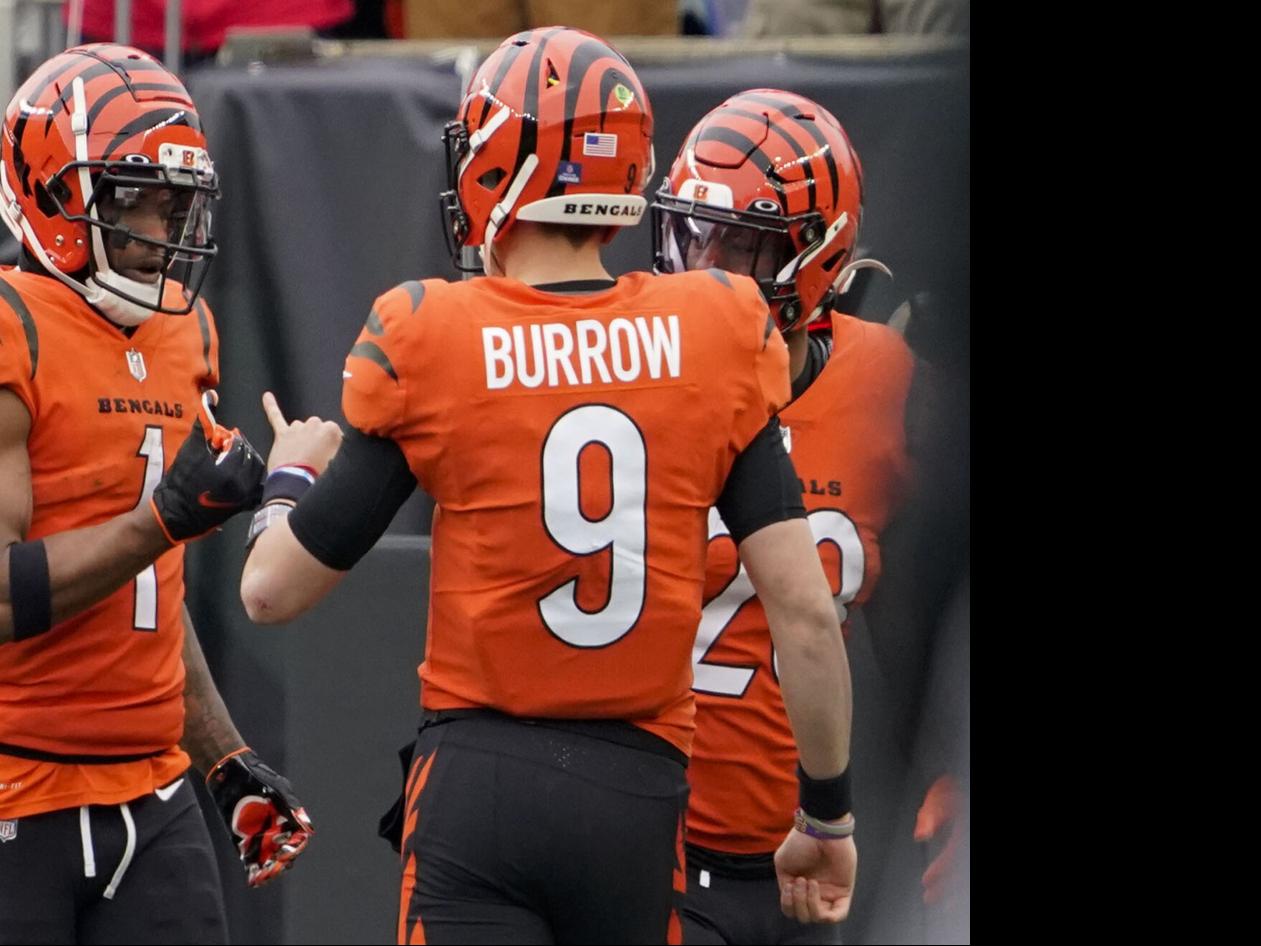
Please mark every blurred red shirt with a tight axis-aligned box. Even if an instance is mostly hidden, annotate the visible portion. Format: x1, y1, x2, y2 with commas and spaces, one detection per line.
75, 1, 354, 53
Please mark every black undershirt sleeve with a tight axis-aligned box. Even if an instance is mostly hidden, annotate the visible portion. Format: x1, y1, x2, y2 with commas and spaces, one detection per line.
790, 331, 832, 402
715, 417, 807, 544
287, 427, 419, 571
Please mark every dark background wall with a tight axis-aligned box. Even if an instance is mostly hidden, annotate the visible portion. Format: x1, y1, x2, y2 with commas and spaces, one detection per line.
3, 42, 968, 944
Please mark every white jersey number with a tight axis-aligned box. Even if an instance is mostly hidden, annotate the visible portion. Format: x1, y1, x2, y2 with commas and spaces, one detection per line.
538, 405, 648, 648
692, 507, 864, 696
132, 425, 165, 630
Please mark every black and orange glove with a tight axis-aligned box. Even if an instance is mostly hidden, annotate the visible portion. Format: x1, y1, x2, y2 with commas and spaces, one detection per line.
206, 748, 314, 888
150, 392, 266, 543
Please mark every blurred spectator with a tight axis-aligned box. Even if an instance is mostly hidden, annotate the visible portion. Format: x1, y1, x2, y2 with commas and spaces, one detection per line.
741, 0, 969, 36
69, 0, 355, 59
324, 0, 394, 39
880, 0, 969, 34
395, 0, 677, 38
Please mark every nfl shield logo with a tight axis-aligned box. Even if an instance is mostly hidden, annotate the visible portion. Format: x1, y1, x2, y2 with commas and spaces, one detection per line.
695, 184, 709, 202
0, 820, 16, 843
780, 425, 792, 454
126, 348, 147, 383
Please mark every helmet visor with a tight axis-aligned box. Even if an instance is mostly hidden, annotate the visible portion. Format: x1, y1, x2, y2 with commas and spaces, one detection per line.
659, 209, 794, 284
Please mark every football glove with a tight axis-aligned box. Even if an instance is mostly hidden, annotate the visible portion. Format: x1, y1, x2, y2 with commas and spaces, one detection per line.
150, 391, 266, 543
206, 747, 314, 888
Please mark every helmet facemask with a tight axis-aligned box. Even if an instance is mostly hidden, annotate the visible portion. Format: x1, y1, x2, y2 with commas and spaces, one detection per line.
438, 118, 481, 274
652, 185, 828, 333
57, 151, 218, 325
1, 56, 220, 327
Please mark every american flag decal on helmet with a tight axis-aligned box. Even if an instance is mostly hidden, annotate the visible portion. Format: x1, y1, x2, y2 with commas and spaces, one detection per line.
582, 132, 617, 157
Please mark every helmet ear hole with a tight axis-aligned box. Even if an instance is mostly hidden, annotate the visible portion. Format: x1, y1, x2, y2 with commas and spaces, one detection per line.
33, 181, 60, 218
821, 248, 848, 272
48, 177, 72, 205
478, 167, 506, 191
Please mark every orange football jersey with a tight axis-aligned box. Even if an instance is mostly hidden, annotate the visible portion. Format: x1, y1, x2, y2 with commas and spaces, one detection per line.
0, 269, 218, 818
686, 313, 914, 853
342, 270, 790, 757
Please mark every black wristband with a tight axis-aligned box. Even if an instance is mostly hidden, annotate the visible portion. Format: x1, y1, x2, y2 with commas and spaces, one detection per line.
797, 763, 853, 821
9, 539, 52, 640
261, 466, 316, 506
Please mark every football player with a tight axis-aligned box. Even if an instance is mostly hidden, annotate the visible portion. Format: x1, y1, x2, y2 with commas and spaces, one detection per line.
651, 89, 915, 945
0, 45, 313, 944
239, 27, 856, 945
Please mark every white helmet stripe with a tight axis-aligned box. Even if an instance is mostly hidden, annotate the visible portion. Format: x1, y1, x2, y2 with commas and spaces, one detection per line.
483, 153, 539, 251
458, 103, 512, 183
68, 77, 114, 277
684, 147, 702, 181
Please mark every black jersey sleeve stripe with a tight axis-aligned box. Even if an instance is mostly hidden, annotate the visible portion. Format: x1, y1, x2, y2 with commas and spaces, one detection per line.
706, 268, 732, 289
400, 280, 426, 313
348, 341, 398, 381
193, 297, 213, 377
0, 279, 39, 379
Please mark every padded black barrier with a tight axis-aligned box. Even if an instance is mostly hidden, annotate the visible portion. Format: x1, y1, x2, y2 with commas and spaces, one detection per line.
189, 535, 430, 945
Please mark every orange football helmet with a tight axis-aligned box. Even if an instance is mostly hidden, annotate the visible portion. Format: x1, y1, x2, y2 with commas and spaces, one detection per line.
439, 27, 655, 272
652, 89, 888, 332
1, 44, 218, 325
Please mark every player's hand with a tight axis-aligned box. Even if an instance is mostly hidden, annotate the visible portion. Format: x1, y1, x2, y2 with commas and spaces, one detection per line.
914, 774, 963, 906
150, 394, 266, 543
206, 748, 314, 888
774, 824, 857, 924
261, 391, 343, 475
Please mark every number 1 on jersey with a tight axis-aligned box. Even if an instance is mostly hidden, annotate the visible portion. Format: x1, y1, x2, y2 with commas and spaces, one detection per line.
133, 426, 164, 631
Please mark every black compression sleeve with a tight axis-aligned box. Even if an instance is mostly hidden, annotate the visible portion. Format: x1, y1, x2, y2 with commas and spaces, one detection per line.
716, 418, 806, 544
287, 428, 418, 571
790, 332, 832, 402
9, 540, 52, 640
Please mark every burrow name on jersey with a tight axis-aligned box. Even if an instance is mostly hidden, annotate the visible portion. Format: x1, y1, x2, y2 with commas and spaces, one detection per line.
483, 315, 681, 390
98, 398, 185, 418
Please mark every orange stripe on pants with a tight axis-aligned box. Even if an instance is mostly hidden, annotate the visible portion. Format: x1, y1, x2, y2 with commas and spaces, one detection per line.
396, 750, 438, 946
668, 808, 687, 945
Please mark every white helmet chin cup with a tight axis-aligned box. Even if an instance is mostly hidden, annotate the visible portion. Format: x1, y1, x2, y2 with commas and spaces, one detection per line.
87, 269, 162, 327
